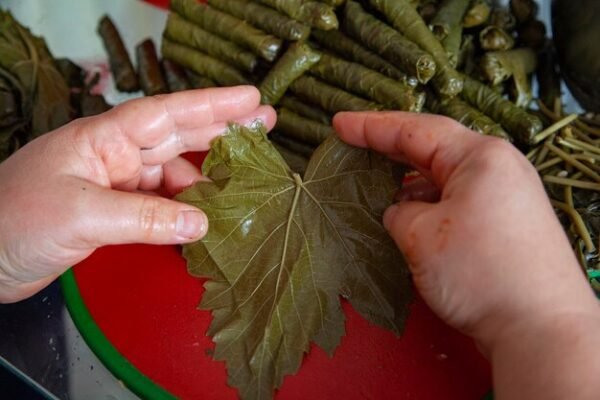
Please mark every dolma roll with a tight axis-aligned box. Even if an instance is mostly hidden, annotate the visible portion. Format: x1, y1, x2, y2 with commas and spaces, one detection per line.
186, 71, 218, 89
310, 53, 424, 112
479, 26, 515, 51
429, 96, 511, 140
280, 95, 331, 125
461, 75, 542, 145
160, 59, 191, 92
463, 0, 491, 28
480, 48, 537, 107
489, 8, 517, 32
276, 107, 334, 146
429, 0, 471, 40
161, 38, 250, 86
208, 0, 311, 41
255, 0, 338, 30
259, 42, 321, 105
164, 13, 258, 73
311, 29, 415, 85
344, 1, 436, 85
136, 39, 168, 96
429, 0, 471, 67
290, 76, 383, 113
171, 0, 282, 62
369, 0, 463, 96
97, 15, 139, 92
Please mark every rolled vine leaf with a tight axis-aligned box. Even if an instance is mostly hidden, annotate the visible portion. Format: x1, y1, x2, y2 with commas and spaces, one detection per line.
480, 48, 537, 107
368, 0, 464, 96
208, 0, 311, 41
160, 59, 191, 92
290, 75, 383, 114
461, 75, 542, 145
161, 38, 250, 86
275, 107, 334, 146
97, 15, 139, 92
255, 0, 338, 30
344, 1, 436, 85
310, 52, 424, 112
258, 42, 321, 105
135, 39, 168, 96
163, 12, 258, 73
311, 28, 415, 85
171, 0, 282, 62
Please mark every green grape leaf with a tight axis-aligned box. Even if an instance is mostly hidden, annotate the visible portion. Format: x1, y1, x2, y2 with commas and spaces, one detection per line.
177, 123, 412, 400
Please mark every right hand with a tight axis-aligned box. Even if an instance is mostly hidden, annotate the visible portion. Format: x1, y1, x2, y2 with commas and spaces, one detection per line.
333, 111, 599, 350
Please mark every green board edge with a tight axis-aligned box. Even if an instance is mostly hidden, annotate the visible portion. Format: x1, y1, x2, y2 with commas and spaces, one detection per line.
60, 269, 177, 400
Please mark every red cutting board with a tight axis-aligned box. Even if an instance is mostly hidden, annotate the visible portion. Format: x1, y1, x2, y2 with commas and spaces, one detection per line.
73, 243, 491, 400
69, 1, 492, 398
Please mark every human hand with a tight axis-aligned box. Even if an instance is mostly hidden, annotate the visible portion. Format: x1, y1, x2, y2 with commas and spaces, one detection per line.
0, 86, 275, 303
333, 111, 599, 350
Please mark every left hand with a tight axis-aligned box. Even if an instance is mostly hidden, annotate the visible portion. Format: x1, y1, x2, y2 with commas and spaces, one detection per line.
0, 86, 275, 303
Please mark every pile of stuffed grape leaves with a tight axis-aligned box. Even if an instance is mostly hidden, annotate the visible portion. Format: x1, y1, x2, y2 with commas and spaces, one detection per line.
2, 1, 600, 399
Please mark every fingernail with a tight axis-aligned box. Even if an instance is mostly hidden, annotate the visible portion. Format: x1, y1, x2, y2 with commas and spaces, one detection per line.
383, 205, 399, 231
176, 210, 207, 240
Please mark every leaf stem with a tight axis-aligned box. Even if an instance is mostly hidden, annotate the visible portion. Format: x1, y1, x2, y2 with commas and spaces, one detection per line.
560, 137, 600, 155
545, 142, 600, 182
535, 156, 561, 172
533, 114, 579, 144
543, 175, 600, 191
575, 119, 600, 137
534, 137, 552, 165
537, 99, 560, 120
550, 200, 596, 253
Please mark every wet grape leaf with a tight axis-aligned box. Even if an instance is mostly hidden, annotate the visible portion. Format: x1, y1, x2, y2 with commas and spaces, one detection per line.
177, 123, 412, 400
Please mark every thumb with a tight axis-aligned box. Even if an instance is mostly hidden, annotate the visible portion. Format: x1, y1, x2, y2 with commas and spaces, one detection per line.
81, 186, 208, 246
383, 201, 434, 271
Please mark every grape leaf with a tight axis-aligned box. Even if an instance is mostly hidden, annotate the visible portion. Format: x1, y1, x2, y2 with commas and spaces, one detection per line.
0, 11, 71, 140
177, 123, 412, 400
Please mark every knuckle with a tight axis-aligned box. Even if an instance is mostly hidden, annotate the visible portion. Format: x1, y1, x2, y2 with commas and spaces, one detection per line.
137, 197, 169, 239
478, 137, 529, 170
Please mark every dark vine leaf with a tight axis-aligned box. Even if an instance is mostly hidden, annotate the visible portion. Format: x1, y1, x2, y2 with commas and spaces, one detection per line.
0, 11, 71, 141
177, 123, 412, 400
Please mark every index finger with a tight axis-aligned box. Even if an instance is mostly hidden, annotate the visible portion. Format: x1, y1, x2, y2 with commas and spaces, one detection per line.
88, 86, 261, 149
333, 111, 486, 186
